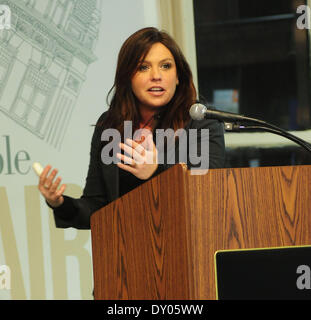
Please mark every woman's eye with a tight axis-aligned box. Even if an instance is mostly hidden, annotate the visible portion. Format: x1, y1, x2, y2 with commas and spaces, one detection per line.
138, 65, 149, 71
162, 63, 172, 69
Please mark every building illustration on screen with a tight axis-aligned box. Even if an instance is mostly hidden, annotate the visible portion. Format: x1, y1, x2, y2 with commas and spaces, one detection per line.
0, 0, 102, 149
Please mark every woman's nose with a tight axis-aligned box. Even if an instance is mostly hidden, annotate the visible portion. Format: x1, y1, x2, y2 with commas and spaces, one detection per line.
151, 68, 161, 80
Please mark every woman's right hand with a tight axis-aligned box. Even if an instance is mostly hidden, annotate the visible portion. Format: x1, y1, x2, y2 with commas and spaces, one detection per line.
38, 165, 66, 208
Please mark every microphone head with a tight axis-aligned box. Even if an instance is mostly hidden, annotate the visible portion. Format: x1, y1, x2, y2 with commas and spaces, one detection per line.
189, 103, 207, 120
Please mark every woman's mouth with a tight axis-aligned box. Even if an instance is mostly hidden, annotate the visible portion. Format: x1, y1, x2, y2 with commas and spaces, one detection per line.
147, 87, 165, 96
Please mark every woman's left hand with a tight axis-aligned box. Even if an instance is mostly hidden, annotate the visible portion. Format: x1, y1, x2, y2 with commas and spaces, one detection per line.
116, 133, 158, 180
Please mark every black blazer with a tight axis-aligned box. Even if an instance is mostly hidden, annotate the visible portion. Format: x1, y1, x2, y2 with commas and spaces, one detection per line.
52, 111, 225, 229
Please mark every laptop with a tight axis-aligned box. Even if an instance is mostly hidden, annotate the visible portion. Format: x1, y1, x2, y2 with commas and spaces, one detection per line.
215, 245, 311, 300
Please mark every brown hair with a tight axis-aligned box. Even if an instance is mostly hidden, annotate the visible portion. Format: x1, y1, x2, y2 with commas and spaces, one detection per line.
102, 27, 197, 135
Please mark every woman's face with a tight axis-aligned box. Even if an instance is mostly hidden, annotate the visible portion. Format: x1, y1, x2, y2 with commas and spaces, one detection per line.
131, 42, 179, 114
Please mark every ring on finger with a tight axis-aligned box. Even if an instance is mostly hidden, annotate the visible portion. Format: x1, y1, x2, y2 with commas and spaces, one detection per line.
44, 184, 49, 189
135, 144, 144, 155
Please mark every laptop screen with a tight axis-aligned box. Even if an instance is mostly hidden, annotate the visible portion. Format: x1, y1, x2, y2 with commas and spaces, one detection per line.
215, 246, 311, 300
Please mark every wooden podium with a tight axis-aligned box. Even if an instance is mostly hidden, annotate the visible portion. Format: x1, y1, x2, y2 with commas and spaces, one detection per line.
90, 164, 311, 300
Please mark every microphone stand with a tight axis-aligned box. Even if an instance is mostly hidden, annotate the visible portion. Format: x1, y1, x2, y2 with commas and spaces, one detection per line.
224, 120, 311, 154
190, 102, 311, 153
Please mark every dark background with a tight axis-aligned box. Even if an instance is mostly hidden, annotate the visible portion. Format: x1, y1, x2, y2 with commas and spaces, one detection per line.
193, 0, 311, 168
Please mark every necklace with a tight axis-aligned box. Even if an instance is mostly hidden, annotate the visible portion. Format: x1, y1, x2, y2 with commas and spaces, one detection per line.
135, 114, 157, 144
139, 114, 156, 129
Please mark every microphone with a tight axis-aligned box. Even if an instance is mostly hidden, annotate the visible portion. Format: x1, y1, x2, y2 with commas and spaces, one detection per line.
189, 103, 248, 122
189, 102, 311, 154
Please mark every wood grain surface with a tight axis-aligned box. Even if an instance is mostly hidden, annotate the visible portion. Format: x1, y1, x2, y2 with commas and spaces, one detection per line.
91, 164, 311, 300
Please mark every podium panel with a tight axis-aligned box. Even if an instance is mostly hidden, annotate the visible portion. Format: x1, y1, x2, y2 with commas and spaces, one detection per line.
91, 164, 311, 299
